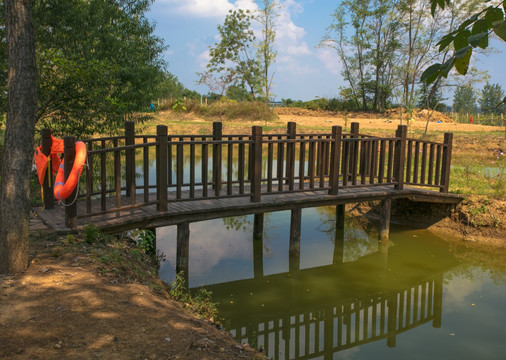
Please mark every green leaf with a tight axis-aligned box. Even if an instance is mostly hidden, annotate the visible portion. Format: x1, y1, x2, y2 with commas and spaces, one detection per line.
454, 48, 472, 75
437, 35, 454, 52
421, 63, 442, 84
485, 7, 504, 28
458, 15, 479, 31
441, 58, 455, 78
493, 20, 506, 41
471, 19, 489, 48
468, 32, 488, 49
454, 29, 471, 50
454, 45, 471, 59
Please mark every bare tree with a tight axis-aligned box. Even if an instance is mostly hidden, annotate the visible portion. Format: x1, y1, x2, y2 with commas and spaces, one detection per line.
0, 0, 37, 273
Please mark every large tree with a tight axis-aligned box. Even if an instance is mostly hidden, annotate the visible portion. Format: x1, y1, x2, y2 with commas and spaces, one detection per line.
0, 0, 166, 138
200, 9, 262, 98
256, 0, 279, 103
320, 0, 401, 112
0, 0, 37, 273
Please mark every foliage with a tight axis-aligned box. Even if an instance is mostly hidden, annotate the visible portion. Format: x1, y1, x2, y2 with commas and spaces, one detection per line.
422, 0, 506, 85
453, 83, 478, 114
172, 98, 187, 114
256, 0, 280, 102
319, 0, 401, 112
83, 223, 109, 244
155, 72, 186, 100
202, 9, 262, 98
169, 272, 218, 321
0, 0, 167, 138
479, 82, 506, 114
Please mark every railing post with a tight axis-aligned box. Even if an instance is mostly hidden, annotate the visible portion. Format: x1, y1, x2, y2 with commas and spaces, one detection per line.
350, 122, 359, 183
156, 125, 168, 212
394, 125, 407, 190
440, 132, 453, 193
251, 126, 263, 202
213, 122, 223, 196
286, 121, 296, 189
329, 125, 342, 195
125, 121, 135, 199
41, 128, 54, 209
63, 136, 77, 228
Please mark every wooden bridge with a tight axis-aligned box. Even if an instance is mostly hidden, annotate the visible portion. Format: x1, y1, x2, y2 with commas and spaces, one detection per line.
199, 227, 458, 359
35, 121, 461, 235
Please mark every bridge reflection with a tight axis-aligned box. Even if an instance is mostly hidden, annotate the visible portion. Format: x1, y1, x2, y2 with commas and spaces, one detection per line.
197, 216, 457, 360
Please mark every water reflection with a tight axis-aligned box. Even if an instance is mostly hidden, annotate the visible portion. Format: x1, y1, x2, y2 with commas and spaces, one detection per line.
156, 207, 505, 359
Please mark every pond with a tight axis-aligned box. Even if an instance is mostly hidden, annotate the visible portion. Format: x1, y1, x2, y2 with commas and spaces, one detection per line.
156, 206, 506, 360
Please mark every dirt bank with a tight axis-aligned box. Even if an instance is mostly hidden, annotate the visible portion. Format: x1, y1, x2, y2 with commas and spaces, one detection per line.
0, 223, 262, 360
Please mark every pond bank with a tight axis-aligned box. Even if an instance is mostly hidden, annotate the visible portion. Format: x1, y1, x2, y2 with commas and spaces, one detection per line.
0, 217, 263, 360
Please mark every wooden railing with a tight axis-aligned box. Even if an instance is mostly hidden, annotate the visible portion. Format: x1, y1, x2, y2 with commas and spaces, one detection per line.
228, 277, 443, 359
38, 121, 453, 226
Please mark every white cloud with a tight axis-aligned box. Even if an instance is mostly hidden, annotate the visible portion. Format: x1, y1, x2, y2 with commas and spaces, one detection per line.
156, 0, 257, 18
316, 47, 341, 75
196, 49, 210, 70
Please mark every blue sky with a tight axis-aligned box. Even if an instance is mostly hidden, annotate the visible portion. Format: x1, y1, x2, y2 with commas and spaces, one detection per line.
147, 0, 506, 102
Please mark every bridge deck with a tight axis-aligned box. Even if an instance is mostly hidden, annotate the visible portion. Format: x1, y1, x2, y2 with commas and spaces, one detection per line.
34, 183, 461, 233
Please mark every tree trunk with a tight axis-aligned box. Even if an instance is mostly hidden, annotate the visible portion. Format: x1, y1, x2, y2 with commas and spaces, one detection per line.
0, 0, 37, 273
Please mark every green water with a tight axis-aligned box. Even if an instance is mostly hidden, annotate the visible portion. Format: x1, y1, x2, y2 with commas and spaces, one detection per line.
156, 207, 506, 359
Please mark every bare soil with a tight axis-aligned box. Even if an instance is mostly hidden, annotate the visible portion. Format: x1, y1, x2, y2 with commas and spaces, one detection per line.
0, 220, 262, 360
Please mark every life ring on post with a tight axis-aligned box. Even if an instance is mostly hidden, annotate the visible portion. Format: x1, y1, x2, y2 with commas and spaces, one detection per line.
53, 141, 87, 202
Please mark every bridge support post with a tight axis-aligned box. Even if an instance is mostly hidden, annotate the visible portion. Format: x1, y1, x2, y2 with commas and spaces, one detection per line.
286, 122, 296, 189
432, 276, 443, 328
176, 222, 190, 288
336, 204, 345, 230
63, 136, 78, 228
329, 125, 342, 195
213, 122, 223, 196
250, 126, 263, 202
289, 208, 301, 272
440, 133, 453, 193
41, 128, 54, 209
394, 125, 407, 190
156, 125, 168, 212
333, 204, 345, 265
387, 293, 398, 348
253, 213, 264, 279
125, 121, 135, 200
379, 198, 392, 241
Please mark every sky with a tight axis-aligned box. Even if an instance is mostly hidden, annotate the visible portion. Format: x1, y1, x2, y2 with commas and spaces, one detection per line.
147, 0, 506, 102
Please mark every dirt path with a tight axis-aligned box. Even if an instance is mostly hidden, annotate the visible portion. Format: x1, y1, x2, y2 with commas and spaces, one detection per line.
0, 217, 261, 360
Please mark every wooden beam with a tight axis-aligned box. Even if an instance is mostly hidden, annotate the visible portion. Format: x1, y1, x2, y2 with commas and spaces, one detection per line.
379, 198, 392, 241
176, 222, 190, 287
253, 213, 264, 279
289, 208, 301, 272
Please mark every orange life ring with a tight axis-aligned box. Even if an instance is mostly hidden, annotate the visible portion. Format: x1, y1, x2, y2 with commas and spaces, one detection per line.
53, 141, 87, 201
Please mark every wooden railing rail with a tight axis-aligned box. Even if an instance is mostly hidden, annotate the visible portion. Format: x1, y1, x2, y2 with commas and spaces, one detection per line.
41, 121, 453, 227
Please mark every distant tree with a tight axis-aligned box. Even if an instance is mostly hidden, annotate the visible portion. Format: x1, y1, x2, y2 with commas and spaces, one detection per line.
255, 0, 280, 103
0, 0, 37, 273
204, 9, 262, 98
156, 72, 186, 100
479, 83, 505, 114
226, 84, 252, 101
453, 83, 477, 114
